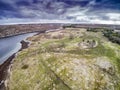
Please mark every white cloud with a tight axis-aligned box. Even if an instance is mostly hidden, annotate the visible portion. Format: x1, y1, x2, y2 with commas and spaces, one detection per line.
0, 0, 120, 25
0, 18, 75, 25
106, 13, 120, 21
90, 19, 120, 24
1, 16, 120, 25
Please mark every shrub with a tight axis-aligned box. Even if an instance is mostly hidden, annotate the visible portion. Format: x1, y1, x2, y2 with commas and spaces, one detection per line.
21, 64, 29, 69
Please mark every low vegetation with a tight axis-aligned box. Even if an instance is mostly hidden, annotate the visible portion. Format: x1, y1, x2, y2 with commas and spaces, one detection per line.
103, 30, 120, 44
8, 28, 120, 90
87, 28, 120, 44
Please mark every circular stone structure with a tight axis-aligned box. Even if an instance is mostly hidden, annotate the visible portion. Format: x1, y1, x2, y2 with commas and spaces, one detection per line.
78, 39, 98, 49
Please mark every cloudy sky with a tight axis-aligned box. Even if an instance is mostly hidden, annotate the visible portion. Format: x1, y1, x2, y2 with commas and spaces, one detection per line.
0, 0, 120, 25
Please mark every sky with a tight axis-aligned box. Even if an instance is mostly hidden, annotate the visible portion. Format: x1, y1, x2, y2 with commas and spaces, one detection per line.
0, 0, 120, 25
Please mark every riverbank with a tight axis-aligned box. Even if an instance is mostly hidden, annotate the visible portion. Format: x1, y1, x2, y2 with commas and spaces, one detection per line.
0, 34, 36, 90
0, 24, 61, 38
0, 54, 15, 90
0, 28, 62, 90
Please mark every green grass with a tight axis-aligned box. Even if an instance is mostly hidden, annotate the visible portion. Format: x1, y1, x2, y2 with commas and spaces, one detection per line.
8, 29, 120, 90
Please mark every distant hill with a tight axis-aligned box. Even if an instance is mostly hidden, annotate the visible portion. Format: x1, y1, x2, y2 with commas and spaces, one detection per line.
0, 23, 120, 38
0, 23, 61, 38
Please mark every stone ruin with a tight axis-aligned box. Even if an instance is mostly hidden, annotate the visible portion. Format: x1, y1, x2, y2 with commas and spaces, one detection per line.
78, 39, 97, 49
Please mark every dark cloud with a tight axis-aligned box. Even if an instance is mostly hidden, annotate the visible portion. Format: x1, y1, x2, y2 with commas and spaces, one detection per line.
57, 0, 90, 7
0, 1, 14, 10
16, 1, 31, 6
0, 0, 120, 24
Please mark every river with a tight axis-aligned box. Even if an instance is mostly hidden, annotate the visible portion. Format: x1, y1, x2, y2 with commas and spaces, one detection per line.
0, 33, 36, 65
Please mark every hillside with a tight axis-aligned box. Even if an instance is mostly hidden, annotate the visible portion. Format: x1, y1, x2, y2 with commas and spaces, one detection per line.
7, 28, 120, 90
0, 24, 61, 38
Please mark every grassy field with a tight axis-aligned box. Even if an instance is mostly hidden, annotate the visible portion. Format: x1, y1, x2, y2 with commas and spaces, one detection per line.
8, 28, 120, 90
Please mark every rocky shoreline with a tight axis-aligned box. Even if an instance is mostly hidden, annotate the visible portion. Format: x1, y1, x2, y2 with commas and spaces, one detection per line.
0, 54, 15, 90
0, 24, 61, 89
0, 35, 36, 90
0, 28, 60, 90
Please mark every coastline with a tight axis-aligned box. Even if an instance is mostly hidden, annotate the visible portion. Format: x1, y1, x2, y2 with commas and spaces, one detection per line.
0, 28, 61, 90
0, 24, 61, 39
0, 30, 46, 39
0, 34, 36, 90
0, 54, 15, 90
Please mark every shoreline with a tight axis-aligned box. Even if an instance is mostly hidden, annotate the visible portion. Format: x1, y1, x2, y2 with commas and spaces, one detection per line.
0, 24, 61, 39
0, 28, 61, 39
0, 30, 46, 39
0, 29, 61, 90
0, 54, 15, 90
0, 34, 36, 90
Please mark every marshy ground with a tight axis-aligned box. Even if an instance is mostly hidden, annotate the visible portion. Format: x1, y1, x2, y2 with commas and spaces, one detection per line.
7, 28, 120, 90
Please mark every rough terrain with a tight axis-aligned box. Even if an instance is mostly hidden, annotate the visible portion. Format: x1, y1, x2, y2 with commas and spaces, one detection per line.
8, 28, 120, 90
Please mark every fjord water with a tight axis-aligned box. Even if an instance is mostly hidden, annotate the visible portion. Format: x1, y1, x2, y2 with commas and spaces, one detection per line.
0, 33, 36, 64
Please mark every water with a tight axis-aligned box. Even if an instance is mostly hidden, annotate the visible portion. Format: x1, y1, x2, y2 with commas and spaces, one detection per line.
0, 33, 36, 64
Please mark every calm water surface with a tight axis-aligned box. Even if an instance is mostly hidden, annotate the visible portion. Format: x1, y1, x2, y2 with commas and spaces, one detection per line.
0, 33, 36, 64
